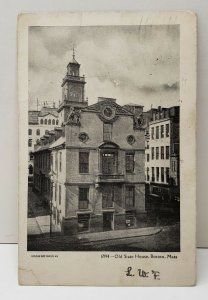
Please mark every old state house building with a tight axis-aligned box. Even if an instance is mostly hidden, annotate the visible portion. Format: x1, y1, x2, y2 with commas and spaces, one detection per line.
32, 54, 146, 235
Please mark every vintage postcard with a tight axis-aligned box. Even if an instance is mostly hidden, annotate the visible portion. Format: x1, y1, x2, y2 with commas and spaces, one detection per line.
18, 11, 196, 286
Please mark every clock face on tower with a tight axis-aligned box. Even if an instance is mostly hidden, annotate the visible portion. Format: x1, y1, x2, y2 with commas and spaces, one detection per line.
102, 106, 116, 120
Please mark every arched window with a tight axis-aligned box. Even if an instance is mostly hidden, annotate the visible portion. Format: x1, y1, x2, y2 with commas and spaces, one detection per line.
28, 139, 32, 147
28, 129, 32, 135
29, 165, 33, 175
48, 119, 51, 125
56, 120, 59, 125
36, 129, 40, 135
52, 119, 55, 125
40, 119, 43, 124
45, 119, 47, 124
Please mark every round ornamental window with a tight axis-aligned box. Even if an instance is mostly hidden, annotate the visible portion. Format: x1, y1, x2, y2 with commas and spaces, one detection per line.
79, 132, 89, 143
102, 106, 116, 120
127, 135, 135, 145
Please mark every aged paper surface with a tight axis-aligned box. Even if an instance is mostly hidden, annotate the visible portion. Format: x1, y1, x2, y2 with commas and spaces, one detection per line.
18, 11, 196, 286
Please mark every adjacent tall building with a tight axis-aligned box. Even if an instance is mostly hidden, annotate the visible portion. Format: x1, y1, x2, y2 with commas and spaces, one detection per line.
32, 54, 146, 234
28, 106, 59, 182
145, 106, 180, 213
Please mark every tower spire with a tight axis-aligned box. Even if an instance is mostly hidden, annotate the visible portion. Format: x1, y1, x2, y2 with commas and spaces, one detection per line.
72, 45, 75, 60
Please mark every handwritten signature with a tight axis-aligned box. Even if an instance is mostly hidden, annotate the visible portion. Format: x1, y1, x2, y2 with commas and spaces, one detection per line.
125, 267, 160, 280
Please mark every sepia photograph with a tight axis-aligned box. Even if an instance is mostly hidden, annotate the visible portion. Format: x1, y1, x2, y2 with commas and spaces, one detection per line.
27, 24, 180, 252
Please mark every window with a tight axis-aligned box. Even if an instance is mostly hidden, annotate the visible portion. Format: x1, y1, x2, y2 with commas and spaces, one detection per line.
166, 168, 170, 183
56, 120, 59, 125
28, 139, 32, 147
79, 152, 89, 173
146, 167, 150, 181
161, 125, 164, 138
172, 160, 176, 172
48, 119, 51, 125
59, 185, 61, 205
156, 167, 160, 181
161, 146, 164, 159
29, 165, 33, 175
28, 129, 32, 135
103, 123, 112, 141
52, 119, 55, 125
29, 152, 33, 160
126, 211, 136, 227
55, 183, 57, 202
147, 153, 149, 162
59, 152, 62, 172
166, 124, 170, 137
151, 147, 154, 160
78, 214, 90, 232
40, 119, 43, 124
152, 167, 155, 182
161, 167, 164, 182
45, 130, 49, 135
44, 119, 47, 124
166, 146, 170, 159
156, 147, 159, 160
79, 187, 89, 209
126, 152, 134, 173
36, 129, 40, 135
151, 127, 154, 140
156, 126, 159, 139
125, 186, 135, 207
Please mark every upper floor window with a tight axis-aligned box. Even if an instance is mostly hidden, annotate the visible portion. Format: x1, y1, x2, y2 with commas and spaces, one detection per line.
79, 152, 89, 174
52, 119, 55, 125
161, 146, 164, 159
156, 126, 159, 139
151, 127, 154, 140
44, 119, 47, 124
28, 139, 32, 147
28, 129, 32, 135
48, 119, 51, 125
161, 125, 164, 138
36, 129, 40, 135
151, 147, 154, 160
125, 186, 135, 207
103, 123, 112, 141
166, 146, 170, 159
126, 152, 134, 173
147, 153, 150, 162
40, 119, 43, 124
56, 120, 59, 125
156, 147, 159, 160
166, 124, 170, 137
45, 130, 49, 135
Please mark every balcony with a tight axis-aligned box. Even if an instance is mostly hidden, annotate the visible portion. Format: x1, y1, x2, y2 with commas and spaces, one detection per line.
96, 173, 125, 183
78, 200, 89, 210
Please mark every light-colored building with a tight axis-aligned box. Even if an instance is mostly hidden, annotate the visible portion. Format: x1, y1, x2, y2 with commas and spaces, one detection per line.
33, 54, 146, 235
145, 106, 180, 213
28, 106, 59, 181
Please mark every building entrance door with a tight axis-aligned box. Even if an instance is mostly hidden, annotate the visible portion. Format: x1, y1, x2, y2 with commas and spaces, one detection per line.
103, 212, 114, 231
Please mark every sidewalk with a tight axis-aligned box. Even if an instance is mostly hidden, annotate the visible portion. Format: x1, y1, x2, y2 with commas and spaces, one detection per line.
68, 226, 162, 244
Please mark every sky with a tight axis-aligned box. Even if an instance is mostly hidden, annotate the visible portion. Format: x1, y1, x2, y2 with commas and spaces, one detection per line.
29, 25, 180, 111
